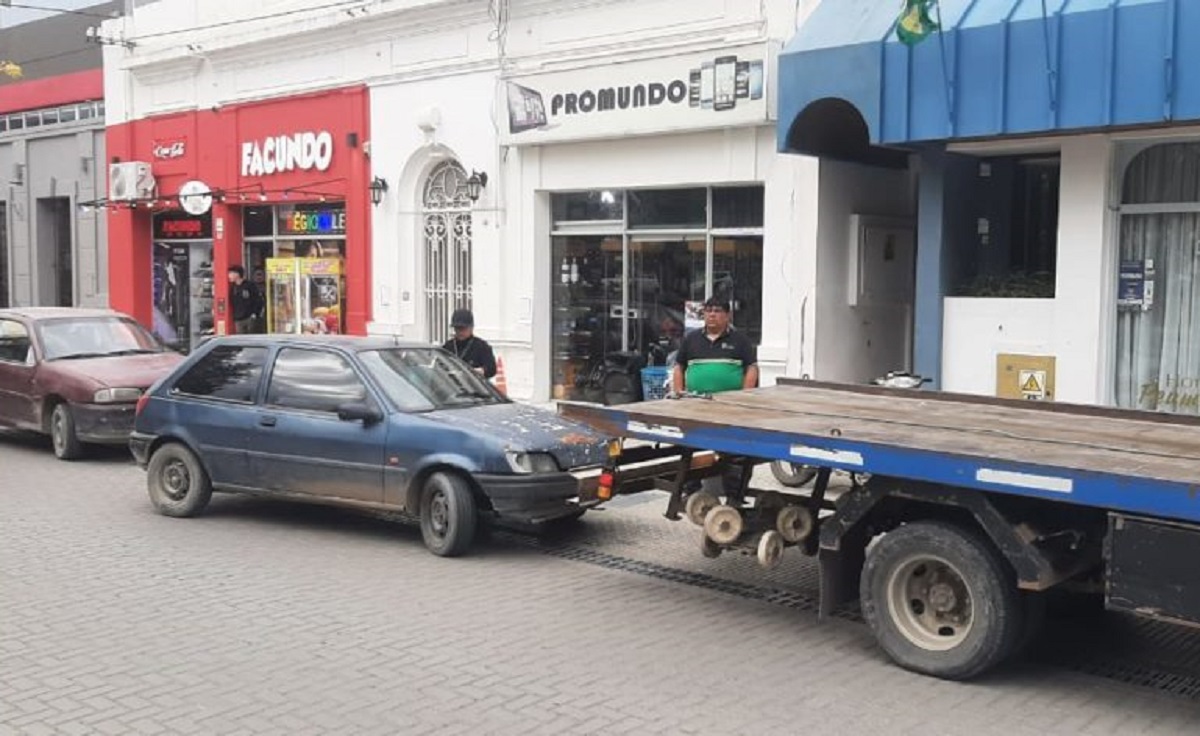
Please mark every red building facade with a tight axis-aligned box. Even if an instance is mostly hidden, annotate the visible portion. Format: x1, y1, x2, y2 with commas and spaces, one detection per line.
106, 85, 371, 344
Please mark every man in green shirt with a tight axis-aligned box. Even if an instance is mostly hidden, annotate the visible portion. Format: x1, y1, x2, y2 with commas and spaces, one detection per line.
672, 297, 759, 395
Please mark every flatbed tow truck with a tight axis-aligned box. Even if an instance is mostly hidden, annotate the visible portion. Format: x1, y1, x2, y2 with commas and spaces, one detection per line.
558, 378, 1200, 680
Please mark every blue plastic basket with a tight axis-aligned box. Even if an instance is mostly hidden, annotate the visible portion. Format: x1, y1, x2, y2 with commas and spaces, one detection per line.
640, 366, 670, 401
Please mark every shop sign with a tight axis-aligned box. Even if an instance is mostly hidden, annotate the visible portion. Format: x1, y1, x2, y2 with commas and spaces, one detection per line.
241, 130, 334, 177
153, 138, 187, 160
277, 206, 346, 236
153, 211, 212, 240
500, 43, 772, 146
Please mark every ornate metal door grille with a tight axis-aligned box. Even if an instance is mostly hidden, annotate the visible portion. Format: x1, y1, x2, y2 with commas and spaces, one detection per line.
422, 161, 473, 344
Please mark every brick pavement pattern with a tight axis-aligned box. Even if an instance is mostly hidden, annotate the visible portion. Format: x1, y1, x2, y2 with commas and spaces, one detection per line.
3, 433, 1200, 735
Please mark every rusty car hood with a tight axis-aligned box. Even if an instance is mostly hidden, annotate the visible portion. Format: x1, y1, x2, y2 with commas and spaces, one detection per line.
424, 401, 611, 470
44, 351, 184, 390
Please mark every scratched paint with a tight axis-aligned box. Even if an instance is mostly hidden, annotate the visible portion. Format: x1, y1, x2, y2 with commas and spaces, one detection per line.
425, 402, 611, 469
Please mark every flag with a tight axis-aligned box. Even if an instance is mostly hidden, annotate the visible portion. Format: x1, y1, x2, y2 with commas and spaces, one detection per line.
896, 0, 939, 46
0, 61, 21, 80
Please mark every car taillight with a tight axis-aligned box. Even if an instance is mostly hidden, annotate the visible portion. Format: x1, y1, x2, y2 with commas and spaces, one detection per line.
135, 394, 150, 417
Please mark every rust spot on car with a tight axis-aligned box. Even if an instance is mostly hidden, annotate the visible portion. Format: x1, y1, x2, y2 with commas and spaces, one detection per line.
559, 432, 595, 446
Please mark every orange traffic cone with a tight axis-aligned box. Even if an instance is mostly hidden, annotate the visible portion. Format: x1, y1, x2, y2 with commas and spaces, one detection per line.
493, 355, 509, 397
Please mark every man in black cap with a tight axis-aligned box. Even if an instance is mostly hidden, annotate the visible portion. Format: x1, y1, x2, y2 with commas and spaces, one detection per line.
672, 296, 758, 395
443, 308, 497, 379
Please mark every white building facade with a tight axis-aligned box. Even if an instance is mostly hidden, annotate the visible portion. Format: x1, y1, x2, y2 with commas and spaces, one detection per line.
104, 0, 895, 403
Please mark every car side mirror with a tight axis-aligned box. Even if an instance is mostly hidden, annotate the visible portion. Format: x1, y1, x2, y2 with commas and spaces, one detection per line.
337, 401, 384, 425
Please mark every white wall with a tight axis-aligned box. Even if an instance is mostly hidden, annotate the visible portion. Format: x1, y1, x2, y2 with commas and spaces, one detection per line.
941, 298, 1056, 394
813, 159, 916, 383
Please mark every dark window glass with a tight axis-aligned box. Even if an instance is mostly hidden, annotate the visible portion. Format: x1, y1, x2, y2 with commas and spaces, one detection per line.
172, 345, 268, 402
243, 207, 274, 238
627, 188, 706, 229
0, 319, 32, 363
552, 191, 624, 223
8, 116, 22, 130
59, 107, 77, 123
266, 348, 367, 413
712, 186, 764, 229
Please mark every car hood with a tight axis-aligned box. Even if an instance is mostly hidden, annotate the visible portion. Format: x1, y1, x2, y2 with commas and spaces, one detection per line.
424, 401, 611, 470
48, 352, 184, 389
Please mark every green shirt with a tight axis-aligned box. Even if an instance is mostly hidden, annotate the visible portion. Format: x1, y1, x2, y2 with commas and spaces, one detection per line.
676, 327, 757, 394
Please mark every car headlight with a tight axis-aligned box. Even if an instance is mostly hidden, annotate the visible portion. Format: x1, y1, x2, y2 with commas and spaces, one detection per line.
94, 388, 143, 404
505, 451, 560, 474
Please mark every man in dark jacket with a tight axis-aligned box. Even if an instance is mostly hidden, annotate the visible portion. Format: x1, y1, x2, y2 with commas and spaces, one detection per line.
442, 308, 497, 379
228, 265, 264, 334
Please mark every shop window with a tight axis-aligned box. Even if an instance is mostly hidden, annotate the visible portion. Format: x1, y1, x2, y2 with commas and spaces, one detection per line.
628, 188, 706, 229
243, 207, 273, 238
550, 187, 764, 401
422, 160, 473, 345
952, 156, 1060, 298
1115, 143, 1200, 415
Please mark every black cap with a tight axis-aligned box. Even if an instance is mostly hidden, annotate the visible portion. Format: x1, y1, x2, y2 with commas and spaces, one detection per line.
450, 308, 474, 327
703, 297, 730, 312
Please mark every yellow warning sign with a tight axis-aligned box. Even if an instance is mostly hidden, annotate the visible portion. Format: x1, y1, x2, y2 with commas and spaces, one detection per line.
1019, 369, 1047, 400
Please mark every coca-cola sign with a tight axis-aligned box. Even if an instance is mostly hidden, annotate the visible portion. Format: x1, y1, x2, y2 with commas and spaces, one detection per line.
153, 139, 186, 160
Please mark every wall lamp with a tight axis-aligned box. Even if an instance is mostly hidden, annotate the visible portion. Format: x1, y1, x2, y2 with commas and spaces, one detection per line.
466, 170, 488, 202
369, 175, 389, 206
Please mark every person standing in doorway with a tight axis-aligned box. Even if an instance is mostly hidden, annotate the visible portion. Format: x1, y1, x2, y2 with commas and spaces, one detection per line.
672, 297, 758, 395
228, 265, 264, 335
443, 308, 497, 379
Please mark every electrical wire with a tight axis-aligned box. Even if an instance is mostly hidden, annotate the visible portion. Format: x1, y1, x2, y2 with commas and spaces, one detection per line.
124, 0, 366, 43
2, 2, 116, 20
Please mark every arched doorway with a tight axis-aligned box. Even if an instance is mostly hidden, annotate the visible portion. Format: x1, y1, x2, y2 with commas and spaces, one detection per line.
422, 160, 473, 344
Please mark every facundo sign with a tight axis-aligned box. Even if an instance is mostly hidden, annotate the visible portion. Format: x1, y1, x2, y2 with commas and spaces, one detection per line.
241, 130, 334, 177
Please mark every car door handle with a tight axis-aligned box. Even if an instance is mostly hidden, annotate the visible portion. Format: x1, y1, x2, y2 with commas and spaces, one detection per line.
259, 416, 277, 427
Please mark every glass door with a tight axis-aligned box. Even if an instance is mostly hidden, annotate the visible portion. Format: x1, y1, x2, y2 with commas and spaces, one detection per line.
627, 236, 705, 363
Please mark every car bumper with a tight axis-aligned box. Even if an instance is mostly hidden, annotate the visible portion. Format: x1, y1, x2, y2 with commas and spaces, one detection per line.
474, 472, 604, 524
129, 431, 155, 467
72, 403, 138, 445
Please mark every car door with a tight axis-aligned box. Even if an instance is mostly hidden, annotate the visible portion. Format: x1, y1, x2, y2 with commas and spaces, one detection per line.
248, 347, 386, 504
0, 318, 39, 429
165, 343, 270, 488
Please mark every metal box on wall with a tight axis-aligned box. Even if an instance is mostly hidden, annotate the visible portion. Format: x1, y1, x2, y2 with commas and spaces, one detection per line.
996, 353, 1056, 401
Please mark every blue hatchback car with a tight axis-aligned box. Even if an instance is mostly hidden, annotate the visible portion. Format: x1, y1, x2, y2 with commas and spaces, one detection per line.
130, 335, 613, 556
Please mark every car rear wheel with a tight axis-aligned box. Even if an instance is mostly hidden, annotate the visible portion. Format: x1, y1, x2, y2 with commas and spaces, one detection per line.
419, 472, 478, 557
50, 403, 84, 461
146, 443, 213, 518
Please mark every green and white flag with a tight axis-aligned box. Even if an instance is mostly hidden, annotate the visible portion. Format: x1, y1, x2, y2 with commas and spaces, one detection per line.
896, 0, 939, 46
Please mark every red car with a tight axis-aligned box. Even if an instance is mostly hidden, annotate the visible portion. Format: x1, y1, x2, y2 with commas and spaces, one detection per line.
0, 308, 184, 459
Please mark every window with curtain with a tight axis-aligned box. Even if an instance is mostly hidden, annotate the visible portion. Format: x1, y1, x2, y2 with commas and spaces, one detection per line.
1115, 143, 1200, 415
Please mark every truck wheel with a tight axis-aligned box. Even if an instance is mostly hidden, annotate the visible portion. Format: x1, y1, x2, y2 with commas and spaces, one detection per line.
419, 472, 478, 557
860, 520, 1022, 680
50, 403, 84, 460
769, 461, 817, 488
146, 443, 213, 517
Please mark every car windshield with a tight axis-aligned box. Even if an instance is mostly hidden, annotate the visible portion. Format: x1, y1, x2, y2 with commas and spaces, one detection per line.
358, 347, 504, 411
40, 316, 164, 361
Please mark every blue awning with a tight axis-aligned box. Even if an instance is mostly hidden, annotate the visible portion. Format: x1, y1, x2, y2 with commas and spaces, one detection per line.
778, 0, 1199, 153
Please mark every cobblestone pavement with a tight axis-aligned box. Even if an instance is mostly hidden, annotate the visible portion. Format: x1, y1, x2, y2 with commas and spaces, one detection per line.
3, 432, 1200, 735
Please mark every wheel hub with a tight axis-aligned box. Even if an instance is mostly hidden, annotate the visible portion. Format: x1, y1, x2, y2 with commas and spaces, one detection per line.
886, 555, 975, 651
162, 460, 190, 500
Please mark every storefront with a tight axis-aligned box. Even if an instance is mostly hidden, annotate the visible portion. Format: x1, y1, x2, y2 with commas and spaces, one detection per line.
778, 0, 1200, 416
106, 86, 371, 341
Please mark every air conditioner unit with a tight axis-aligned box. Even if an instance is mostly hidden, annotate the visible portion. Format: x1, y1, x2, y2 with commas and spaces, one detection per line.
108, 161, 155, 202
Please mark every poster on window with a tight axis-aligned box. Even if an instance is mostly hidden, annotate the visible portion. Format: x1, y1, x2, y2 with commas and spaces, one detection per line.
1118, 260, 1155, 310
684, 300, 705, 332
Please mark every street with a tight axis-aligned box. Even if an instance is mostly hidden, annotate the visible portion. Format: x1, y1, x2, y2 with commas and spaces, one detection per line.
3, 433, 1200, 735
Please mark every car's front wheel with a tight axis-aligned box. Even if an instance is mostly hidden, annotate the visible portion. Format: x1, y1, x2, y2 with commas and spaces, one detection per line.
49, 403, 84, 460
419, 472, 478, 557
146, 443, 213, 518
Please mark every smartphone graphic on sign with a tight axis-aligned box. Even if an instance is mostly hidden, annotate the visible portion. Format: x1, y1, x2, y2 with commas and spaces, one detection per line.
700, 62, 713, 109
689, 70, 701, 107
749, 60, 764, 101
735, 61, 750, 98
714, 55, 737, 111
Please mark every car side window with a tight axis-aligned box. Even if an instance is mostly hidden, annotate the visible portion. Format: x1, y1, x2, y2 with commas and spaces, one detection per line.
266, 348, 368, 414
172, 345, 268, 403
0, 319, 32, 365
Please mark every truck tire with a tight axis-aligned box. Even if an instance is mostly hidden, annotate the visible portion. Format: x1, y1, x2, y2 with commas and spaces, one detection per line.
860, 520, 1023, 680
769, 461, 817, 488
419, 472, 478, 557
146, 443, 213, 518
50, 403, 84, 461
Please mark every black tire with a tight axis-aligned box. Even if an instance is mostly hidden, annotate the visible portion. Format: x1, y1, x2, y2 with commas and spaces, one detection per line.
146, 443, 213, 518
769, 461, 817, 488
860, 520, 1023, 680
419, 472, 478, 557
49, 403, 84, 460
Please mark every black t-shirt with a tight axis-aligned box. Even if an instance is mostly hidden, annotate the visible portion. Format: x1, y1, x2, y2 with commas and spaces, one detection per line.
442, 336, 497, 379
230, 280, 263, 321
675, 327, 757, 392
